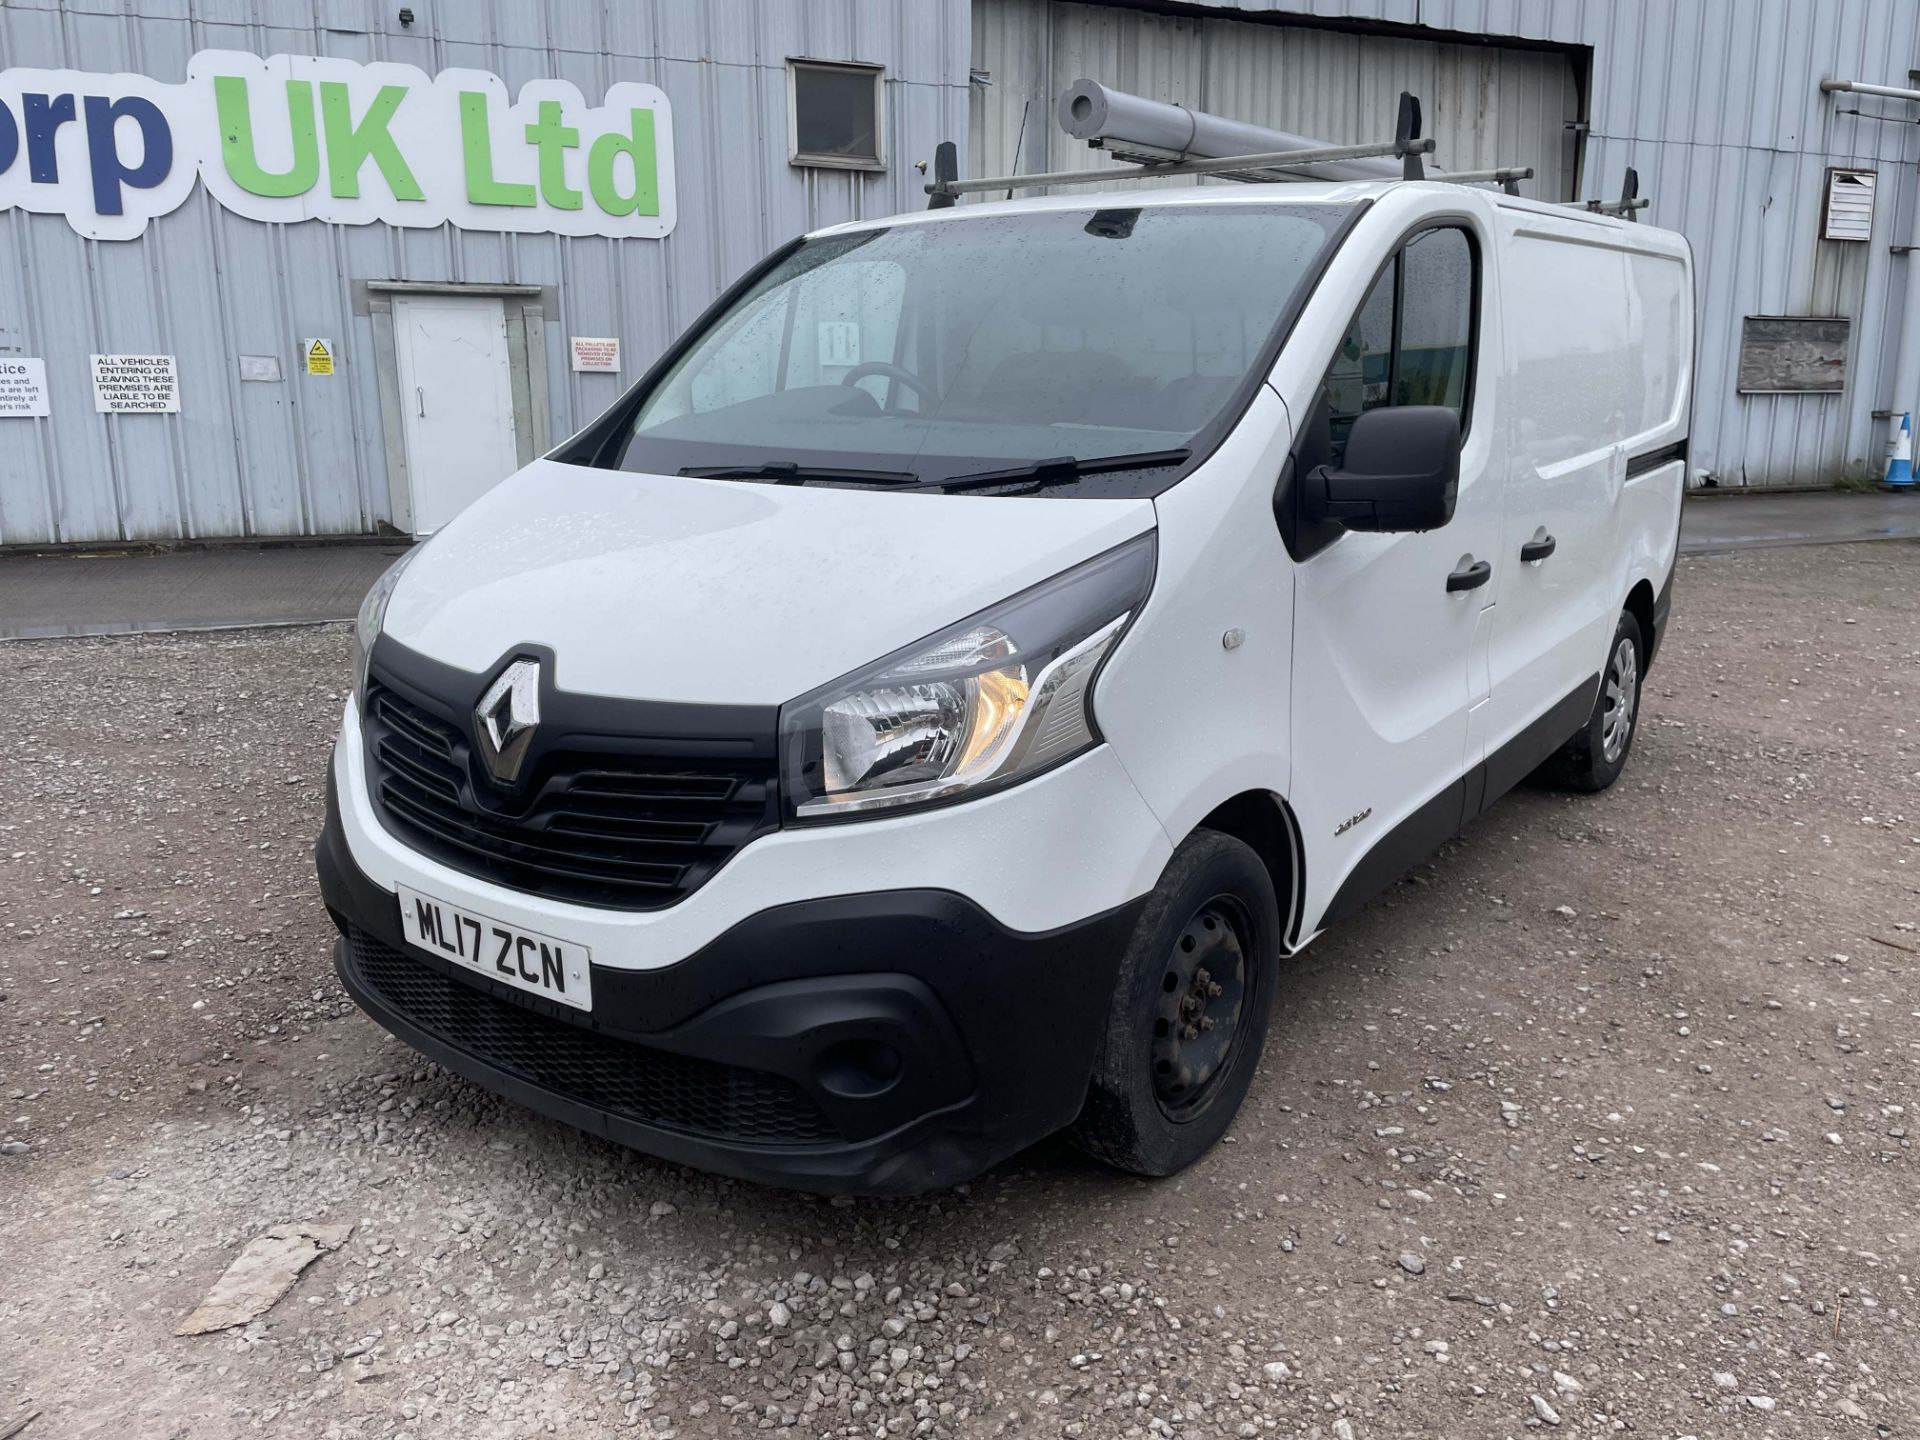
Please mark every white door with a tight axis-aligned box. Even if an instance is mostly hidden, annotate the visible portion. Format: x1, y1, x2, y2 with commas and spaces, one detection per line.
1288, 223, 1501, 935
392, 295, 519, 534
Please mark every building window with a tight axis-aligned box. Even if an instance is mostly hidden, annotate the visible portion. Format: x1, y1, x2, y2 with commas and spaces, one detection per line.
788, 59, 885, 171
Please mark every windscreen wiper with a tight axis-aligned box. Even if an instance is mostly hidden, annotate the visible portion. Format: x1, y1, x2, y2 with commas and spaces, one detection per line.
932, 448, 1192, 493
678, 461, 919, 486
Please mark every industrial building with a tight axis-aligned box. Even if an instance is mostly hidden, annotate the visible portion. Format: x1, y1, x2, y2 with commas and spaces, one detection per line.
2, 0, 1917, 546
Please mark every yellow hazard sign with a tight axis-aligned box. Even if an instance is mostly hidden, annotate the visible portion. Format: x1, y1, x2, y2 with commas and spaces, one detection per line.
303, 338, 335, 376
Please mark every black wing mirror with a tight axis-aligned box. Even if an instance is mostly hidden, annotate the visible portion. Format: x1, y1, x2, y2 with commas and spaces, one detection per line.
1305, 405, 1460, 533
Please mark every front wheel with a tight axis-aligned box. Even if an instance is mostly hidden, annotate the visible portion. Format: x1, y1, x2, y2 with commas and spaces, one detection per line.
1533, 610, 1644, 793
1070, 830, 1280, 1177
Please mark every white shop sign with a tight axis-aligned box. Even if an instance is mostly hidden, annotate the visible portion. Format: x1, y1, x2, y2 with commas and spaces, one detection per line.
0, 51, 678, 243
570, 336, 621, 372
0, 357, 50, 417
91, 354, 180, 413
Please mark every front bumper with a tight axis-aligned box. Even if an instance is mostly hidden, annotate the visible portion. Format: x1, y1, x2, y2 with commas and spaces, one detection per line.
318, 773, 1141, 1194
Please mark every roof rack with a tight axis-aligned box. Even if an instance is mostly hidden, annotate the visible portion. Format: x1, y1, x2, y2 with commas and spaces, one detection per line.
923, 84, 1642, 222
1580, 166, 1648, 220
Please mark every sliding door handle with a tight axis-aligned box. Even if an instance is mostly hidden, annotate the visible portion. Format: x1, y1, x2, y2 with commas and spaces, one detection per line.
1520, 532, 1557, 563
1446, 558, 1492, 593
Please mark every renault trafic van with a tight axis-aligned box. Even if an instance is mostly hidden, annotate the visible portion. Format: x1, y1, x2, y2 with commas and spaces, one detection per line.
316, 179, 1692, 1194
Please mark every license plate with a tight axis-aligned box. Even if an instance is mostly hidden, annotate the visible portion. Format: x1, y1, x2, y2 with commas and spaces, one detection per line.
396, 885, 594, 1012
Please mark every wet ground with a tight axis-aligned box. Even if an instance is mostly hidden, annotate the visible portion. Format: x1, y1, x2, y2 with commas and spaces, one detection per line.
3, 541, 1917, 1438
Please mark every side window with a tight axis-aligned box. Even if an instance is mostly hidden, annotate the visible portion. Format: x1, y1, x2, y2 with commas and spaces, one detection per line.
1324, 267, 1394, 450
1321, 224, 1476, 456
1396, 228, 1473, 413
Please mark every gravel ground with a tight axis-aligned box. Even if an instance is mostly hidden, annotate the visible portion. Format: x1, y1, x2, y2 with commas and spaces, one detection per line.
3, 541, 1917, 1439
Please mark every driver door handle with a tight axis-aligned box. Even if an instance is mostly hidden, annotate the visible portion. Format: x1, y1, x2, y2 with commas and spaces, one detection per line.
1446, 557, 1493, 593
1520, 533, 1557, 563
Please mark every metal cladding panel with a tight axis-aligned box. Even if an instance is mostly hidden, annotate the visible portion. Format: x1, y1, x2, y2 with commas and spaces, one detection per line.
0, 0, 968, 544
983, 0, 1920, 487
971, 3, 1579, 199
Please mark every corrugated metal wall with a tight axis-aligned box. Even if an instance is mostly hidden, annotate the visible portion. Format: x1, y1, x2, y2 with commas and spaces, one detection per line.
972, 1, 1579, 201
0, 0, 969, 546
1050, 0, 1920, 487
8, 0, 1916, 540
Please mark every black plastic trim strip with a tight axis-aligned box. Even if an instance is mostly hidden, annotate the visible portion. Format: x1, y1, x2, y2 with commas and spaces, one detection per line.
1314, 673, 1600, 931
1317, 777, 1465, 931
1478, 675, 1599, 808
1626, 439, 1688, 480
369, 636, 779, 758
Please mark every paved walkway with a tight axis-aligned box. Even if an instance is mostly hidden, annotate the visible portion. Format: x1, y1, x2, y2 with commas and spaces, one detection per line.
3, 489, 1918, 638
1678, 488, 1920, 553
0, 543, 406, 640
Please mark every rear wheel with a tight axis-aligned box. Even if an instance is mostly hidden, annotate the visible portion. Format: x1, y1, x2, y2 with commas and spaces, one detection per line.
1533, 610, 1644, 793
1070, 830, 1280, 1176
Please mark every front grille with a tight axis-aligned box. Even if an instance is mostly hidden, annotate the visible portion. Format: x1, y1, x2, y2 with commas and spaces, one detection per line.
363, 681, 777, 910
348, 929, 837, 1145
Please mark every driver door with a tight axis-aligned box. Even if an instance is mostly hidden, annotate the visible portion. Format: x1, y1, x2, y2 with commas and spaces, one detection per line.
1287, 222, 1504, 935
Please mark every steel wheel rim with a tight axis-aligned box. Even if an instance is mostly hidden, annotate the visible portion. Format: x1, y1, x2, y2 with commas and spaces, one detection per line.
1601, 634, 1639, 764
1150, 895, 1254, 1121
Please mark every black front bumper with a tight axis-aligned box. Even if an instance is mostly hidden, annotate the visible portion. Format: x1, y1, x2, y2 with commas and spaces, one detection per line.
317, 773, 1139, 1195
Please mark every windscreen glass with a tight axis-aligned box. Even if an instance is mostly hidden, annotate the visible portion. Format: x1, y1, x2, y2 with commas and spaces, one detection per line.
617, 203, 1352, 492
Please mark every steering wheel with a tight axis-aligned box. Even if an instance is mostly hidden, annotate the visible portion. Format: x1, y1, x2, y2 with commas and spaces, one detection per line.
839, 360, 938, 404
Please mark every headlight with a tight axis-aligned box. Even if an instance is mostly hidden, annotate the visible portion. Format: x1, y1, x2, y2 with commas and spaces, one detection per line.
780, 533, 1155, 821
351, 547, 420, 708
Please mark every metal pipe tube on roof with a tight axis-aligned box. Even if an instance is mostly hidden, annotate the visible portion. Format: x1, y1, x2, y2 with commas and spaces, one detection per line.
1056, 78, 1418, 183
1820, 77, 1920, 102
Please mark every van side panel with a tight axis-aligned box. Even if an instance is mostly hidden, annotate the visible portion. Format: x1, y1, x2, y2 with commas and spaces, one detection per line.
1482, 213, 1691, 777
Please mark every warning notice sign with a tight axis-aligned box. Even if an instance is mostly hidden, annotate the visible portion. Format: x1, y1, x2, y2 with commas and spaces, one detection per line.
91, 354, 180, 413
0, 358, 50, 417
304, 338, 335, 376
570, 336, 620, 373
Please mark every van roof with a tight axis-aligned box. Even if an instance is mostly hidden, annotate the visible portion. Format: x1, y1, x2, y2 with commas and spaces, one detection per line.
812, 179, 1682, 249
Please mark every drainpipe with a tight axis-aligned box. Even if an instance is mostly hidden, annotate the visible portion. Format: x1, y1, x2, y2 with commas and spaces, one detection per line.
1822, 79, 1920, 470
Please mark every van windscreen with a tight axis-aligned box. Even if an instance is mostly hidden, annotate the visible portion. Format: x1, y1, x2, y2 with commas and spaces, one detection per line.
613, 202, 1354, 495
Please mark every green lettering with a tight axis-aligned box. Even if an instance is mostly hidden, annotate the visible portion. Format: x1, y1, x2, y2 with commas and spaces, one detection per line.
320, 82, 422, 201
215, 76, 319, 198
459, 91, 535, 207
523, 99, 582, 211
587, 109, 659, 218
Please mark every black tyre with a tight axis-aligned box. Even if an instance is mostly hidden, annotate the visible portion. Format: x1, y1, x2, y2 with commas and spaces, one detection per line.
1070, 830, 1280, 1177
1533, 610, 1645, 793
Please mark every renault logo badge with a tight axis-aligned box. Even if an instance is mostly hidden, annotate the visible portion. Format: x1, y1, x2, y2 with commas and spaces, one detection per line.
475, 657, 540, 785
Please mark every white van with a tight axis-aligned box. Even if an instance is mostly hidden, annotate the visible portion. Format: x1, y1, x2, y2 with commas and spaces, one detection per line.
317, 178, 1692, 1194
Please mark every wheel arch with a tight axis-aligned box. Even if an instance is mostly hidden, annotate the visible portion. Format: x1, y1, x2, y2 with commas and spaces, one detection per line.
1191, 790, 1306, 952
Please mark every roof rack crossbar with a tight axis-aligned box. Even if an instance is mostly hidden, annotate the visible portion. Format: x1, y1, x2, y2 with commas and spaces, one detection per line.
1576, 166, 1643, 221
1445, 165, 1535, 194
925, 136, 1435, 202
919, 81, 1654, 218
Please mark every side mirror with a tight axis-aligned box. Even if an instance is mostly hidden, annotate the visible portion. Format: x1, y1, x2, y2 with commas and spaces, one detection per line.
1306, 405, 1460, 533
